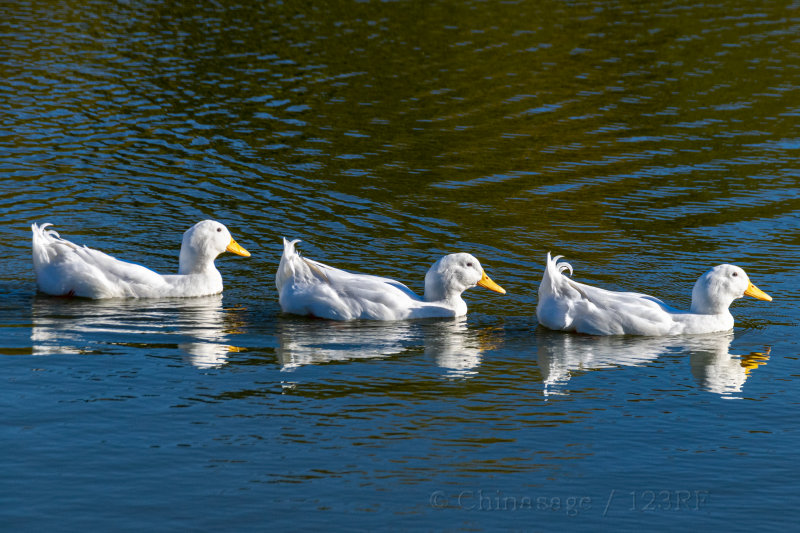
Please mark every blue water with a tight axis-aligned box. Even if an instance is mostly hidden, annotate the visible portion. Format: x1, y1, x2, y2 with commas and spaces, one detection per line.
2, 0, 800, 530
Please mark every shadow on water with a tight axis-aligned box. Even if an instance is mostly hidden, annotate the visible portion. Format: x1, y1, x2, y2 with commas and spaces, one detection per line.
535, 328, 771, 398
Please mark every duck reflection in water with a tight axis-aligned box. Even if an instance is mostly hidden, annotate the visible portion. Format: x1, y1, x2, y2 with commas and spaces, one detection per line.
31, 295, 244, 368
690, 343, 770, 397
174, 295, 246, 369
537, 330, 770, 398
423, 318, 499, 378
31, 297, 87, 356
275, 318, 416, 370
276, 316, 494, 377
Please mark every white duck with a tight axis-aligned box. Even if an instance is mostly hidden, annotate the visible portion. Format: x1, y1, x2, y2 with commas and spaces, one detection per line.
536, 253, 771, 336
32, 220, 250, 299
275, 238, 505, 320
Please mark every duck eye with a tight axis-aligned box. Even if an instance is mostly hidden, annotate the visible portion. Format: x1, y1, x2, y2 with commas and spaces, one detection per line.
466, 262, 473, 268
217, 227, 222, 232
732, 272, 738, 277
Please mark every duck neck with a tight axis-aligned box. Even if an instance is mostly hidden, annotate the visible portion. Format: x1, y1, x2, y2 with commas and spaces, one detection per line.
179, 247, 218, 276
423, 283, 444, 303
424, 285, 466, 313
690, 293, 733, 315
424, 286, 461, 303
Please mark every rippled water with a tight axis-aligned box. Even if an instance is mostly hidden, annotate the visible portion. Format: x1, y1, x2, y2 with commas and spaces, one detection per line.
2, 0, 800, 529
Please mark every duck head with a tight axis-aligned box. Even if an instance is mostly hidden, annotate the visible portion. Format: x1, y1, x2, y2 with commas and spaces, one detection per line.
178, 220, 250, 275
690, 264, 771, 315
423, 253, 505, 303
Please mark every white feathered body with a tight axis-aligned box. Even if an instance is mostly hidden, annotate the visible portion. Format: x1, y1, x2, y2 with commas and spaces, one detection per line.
275, 239, 465, 320
536, 253, 735, 336
32, 223, 226, 299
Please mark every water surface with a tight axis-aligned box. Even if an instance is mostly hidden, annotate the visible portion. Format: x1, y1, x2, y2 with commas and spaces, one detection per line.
2, 0, 800, 530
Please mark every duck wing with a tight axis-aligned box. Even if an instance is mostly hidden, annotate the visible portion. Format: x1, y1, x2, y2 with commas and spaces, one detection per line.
32, 223, 166, 298
537, 253, 678, 335
276, 238, 422, 320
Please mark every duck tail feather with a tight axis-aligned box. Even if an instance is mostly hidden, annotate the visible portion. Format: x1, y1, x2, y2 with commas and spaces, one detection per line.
277, 237, 307, 291
282, 237, 302, 256
547, 251, 573, 277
